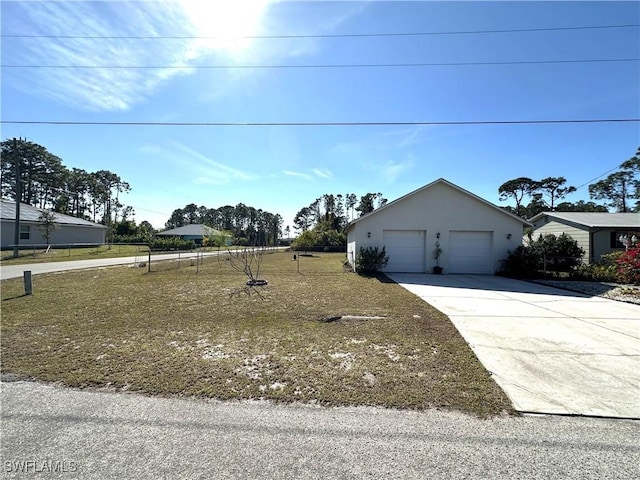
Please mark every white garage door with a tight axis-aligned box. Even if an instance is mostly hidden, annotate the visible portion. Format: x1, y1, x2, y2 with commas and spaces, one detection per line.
382, 230, 425, 273
449, 231, 492, 274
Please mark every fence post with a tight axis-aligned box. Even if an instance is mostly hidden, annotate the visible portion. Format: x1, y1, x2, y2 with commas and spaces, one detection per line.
148, 250, 151, 273
24, 271, 33, 295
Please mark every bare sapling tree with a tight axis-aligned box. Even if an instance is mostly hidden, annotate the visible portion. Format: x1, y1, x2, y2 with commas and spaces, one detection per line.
227, 247, 268, 296
37, 210, 58, 245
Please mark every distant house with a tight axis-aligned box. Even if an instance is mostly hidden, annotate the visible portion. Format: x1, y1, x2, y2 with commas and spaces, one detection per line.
0, 199, 107, 249
529, 212, 640, 263
156, 224, 228, 245
345, 178, 531, 274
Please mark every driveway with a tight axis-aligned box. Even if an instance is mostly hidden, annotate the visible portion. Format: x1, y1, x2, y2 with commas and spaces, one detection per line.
387, 274, 640, 419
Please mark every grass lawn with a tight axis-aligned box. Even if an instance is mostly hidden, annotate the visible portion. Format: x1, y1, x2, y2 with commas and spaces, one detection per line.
0, 252, 513, 416
0, 244, 149, 265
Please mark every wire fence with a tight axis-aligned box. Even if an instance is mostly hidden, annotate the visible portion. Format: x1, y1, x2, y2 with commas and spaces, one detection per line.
145, 246, 288, 273
1, 242, 349, 278
1, 242, 149, 260
144, 247, 349, 276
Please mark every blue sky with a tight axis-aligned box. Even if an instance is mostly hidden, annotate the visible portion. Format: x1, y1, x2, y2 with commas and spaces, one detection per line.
2, 0, 639, 230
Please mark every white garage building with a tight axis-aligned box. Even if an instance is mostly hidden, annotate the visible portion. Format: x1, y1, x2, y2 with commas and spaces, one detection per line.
345, 179, 531, 274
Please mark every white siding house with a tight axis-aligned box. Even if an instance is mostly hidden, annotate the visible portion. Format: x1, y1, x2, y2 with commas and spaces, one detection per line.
345, 179, 531, 274
529, 212, 640, 263
1, 200, 107, 248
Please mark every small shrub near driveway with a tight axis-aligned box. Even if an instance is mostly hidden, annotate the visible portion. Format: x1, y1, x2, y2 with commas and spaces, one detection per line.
355, 246, 389, 275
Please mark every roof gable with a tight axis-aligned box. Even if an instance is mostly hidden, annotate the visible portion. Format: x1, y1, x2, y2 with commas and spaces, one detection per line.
345, 178, 531, 232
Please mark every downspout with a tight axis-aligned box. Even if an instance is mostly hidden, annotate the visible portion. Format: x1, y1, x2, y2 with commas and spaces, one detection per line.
590, 228, 604, 263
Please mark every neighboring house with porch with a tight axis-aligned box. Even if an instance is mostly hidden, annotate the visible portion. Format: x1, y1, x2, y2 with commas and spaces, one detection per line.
528, 211, 640, 263
0, 199, 107, 249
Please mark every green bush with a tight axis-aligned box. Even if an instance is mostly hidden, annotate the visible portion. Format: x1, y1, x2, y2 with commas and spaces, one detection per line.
355, 246, 389, 275
500, 233, 584, 278
112, 233, 152, 244
291, 229, 346, 252
532, 233, 585, 272
149, 237, 196, 251
570, 251, 621, 282
498, 245, 540, 278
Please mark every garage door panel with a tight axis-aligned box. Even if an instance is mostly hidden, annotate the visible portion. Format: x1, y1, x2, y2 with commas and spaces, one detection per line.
449, 231, 492, 274
382, 230, 425, 273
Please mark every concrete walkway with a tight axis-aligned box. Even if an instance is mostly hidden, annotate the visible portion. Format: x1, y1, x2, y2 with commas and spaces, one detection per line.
388, 274, 640, 419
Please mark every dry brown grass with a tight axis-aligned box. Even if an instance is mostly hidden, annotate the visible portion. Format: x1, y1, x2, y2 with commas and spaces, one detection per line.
0, 252, 513, 416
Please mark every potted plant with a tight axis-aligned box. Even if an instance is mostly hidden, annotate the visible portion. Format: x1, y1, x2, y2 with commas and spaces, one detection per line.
432, 239, 443, 274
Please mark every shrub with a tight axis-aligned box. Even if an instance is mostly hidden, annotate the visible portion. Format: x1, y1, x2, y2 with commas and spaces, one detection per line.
291, 229, 346, 252
532, 233, 584, 272
616, 247, 640, 285
570, 251, 621, 282
355, 246, 389, 275
499, 233, 584, 278
149, 237, 196, 251
498, 245, 540, 278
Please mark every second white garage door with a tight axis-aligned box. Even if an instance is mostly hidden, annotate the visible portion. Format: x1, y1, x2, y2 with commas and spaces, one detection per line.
449, 231, 493, 274
382, 229, 425, 273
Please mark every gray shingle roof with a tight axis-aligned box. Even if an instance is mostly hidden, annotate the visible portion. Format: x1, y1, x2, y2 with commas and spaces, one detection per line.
0, 199, 107, 228
156, 224, 218, 236
531, 212, 640, 228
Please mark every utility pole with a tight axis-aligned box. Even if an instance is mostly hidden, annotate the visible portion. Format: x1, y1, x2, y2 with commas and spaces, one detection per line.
12, 138, 22, 258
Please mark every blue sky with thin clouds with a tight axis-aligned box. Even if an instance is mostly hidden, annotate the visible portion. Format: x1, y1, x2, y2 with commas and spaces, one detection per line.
2, 1, 639, 229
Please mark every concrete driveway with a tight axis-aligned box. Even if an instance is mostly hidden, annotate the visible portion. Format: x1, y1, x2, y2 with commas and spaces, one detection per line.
387, 274, 640, 419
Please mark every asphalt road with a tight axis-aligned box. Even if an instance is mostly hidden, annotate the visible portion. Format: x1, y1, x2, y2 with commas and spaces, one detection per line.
1, 380, 639, 479
0, 249, 280, 281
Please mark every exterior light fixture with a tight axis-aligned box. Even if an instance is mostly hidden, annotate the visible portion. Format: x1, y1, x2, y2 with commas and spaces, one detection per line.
506, 233, 512, 240
367, 232, 371, 238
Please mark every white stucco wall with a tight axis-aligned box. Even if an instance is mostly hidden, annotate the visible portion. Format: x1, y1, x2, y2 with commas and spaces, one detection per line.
346, 181, 526, 274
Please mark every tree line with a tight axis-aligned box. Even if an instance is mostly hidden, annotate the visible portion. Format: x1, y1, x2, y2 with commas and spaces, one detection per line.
498, 147, 639, 218
165, 203, 283, 246
293, 192, 387, 233
1, 138, 131, 227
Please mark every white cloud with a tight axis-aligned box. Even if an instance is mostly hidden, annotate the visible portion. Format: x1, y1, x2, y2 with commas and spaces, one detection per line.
143, 142, 255, 185
284, 170, 313, 181
382, 156, 415, 184
3, 1, 273, 112
312, 168, 333, 179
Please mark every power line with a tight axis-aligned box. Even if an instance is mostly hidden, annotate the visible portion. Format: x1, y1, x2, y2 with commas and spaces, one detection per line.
2, 119, 639, 127
575, 164, 627, 190
3, 58, 637, 70
2, 23, 638, 40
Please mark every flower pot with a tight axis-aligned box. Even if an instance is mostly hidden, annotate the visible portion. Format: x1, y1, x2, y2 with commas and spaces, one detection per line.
432, 266, 443, 274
